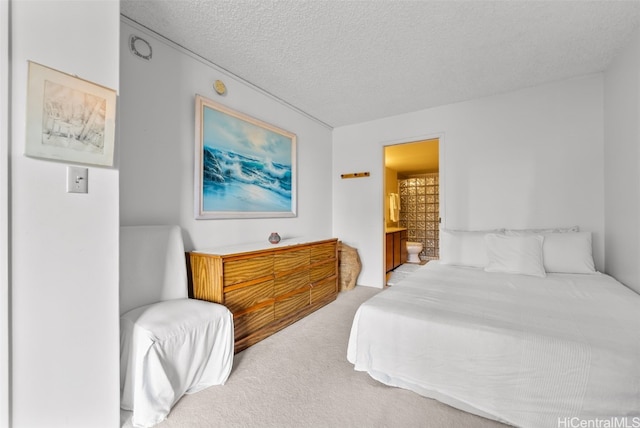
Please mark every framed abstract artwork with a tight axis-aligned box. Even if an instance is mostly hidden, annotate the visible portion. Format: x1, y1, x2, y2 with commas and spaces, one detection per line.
194, 95, 297, 219
25, 61, 116, 167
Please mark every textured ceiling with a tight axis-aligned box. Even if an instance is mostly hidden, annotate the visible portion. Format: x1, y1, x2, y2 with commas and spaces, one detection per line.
121, 0, 640, 128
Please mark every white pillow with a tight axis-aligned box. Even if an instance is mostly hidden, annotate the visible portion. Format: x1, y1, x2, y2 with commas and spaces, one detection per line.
484, 234, 546, 277
505, 226, 579, 236
542, 231, 596, 274
439, 229, 503, 268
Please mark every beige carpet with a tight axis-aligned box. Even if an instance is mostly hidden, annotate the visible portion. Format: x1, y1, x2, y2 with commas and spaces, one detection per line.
122, 286, 509, 428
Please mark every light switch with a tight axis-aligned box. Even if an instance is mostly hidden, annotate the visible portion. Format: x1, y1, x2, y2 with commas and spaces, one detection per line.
66, 166, 88, 193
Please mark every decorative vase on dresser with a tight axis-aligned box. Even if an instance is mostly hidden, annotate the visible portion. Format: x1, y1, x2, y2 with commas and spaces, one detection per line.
188, 237, 339, 353
268, 232, 281, 244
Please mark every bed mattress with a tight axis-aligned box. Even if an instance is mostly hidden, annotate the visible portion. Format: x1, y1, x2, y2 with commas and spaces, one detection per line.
347, 262, 640, 427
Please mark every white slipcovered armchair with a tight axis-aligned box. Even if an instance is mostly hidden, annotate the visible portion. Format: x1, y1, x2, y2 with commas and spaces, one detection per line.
120, 225, 233, 427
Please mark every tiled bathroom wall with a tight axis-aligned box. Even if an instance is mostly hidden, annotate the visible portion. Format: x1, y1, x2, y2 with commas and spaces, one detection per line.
399, 173, 439, 260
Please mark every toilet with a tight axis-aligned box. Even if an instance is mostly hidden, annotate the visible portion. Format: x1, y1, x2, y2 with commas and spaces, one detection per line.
406, 241, 423, 263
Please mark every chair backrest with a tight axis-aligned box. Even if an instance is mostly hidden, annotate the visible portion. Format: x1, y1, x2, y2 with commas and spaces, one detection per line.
120, 225, 189, 315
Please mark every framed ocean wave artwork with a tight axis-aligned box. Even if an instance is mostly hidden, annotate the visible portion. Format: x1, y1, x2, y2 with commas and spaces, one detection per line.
194, 95, 297, 219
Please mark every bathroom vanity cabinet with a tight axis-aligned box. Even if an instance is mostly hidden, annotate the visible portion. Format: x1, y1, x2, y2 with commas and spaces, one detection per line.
385, 228, 407, 272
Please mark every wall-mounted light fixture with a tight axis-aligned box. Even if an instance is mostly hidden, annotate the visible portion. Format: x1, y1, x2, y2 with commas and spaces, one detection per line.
213, 80, 227, 95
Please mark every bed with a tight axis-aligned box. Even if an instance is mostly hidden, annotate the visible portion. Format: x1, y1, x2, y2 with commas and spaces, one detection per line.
347, 229, 640, 427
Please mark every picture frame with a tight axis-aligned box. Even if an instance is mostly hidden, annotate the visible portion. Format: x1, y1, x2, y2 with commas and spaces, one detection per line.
25, 61, 116, 167
194, 95, 297, 219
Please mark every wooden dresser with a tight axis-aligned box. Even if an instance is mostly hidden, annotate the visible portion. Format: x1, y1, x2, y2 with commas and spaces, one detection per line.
188, 237, 338, 353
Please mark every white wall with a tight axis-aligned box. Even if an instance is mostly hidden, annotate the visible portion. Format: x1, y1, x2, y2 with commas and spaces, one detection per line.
10, 1, 120, 427
604, 29, 640, 294
119, 19, 333, 250
1, 1, 9, 426
334, 75, 605, 288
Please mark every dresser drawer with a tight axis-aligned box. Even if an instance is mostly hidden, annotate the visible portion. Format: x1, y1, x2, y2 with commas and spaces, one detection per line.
311, 276, 337, 304
224, 278, 274, 313
274, 288, 310, 320
310, 259, 335, 282
274, 248, 310, 273
233, 304, 274, 341
274, 269, 309, 297
223, 255, 273, 286
310, 242, 336, 262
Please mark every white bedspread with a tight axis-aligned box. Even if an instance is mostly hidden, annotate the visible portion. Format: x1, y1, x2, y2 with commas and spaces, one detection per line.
347, 262, 640, 427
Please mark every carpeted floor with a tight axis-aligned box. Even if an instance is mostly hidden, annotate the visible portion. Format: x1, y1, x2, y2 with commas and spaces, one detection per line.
122, 285, 509, 428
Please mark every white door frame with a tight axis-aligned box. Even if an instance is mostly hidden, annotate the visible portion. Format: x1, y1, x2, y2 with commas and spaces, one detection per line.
381, 132, 446, 283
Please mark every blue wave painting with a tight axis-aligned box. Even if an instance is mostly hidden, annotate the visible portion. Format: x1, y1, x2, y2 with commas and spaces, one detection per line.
201, 104, 294, 213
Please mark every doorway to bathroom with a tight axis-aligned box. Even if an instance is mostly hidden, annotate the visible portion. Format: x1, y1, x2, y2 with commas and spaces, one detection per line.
384, 138, 440, 282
